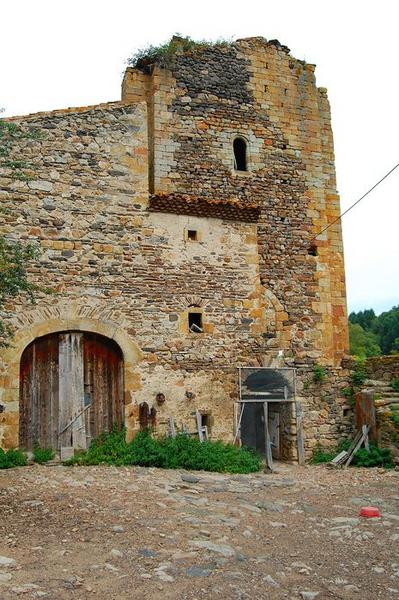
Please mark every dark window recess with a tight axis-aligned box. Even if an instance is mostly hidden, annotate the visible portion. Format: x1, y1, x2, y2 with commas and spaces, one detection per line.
188, 312, 203, 333
308, 244, 318, 256
233, 138, 247, 171
187, 229, 198, 241
201, 413, 210, 434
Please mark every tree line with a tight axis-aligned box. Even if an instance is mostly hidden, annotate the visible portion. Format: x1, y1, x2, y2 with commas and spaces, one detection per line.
349, 306, 399, 358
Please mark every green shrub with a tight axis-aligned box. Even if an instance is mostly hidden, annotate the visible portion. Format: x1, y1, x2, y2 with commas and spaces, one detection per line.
352, 445, 394, 469
391, 413, 399, 428
313, 365, 326, 383
0, 448, 27, 469
33, 444, 55, 464
392, 378, 399, 393
351, 360, 367, 387
65, 428, 262, 474
311, 438, 394, 469
311, 445, 335, 464
128, 35, 231, 70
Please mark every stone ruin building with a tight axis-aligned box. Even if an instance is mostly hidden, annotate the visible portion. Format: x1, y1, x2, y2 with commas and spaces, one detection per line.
0, 36, 350, 461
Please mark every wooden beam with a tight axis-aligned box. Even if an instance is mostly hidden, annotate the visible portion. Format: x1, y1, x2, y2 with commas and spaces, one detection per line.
263, 402, 274, 471
295, 401, 305, 466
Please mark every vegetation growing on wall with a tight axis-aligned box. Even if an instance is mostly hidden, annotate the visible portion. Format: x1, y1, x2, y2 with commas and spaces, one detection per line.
0, 113, 47, 347
341, 359, 368, 404
128, 35, 232, 70
349, 306, 399, 357
312, 365, 327, 383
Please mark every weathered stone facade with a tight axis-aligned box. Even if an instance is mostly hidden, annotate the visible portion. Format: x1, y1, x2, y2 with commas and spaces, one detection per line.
0, 37, 349, 457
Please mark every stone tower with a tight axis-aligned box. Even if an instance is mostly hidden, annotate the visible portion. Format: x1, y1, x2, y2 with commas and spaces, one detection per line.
122, 36, 348, 365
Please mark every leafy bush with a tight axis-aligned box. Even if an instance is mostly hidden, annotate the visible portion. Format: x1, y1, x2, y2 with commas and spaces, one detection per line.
313, 365, 326, 383
390, 413, 399, 428
33, 444, 55, 464
352, 445, 394, 469
311, 438, 394, 469
392, 378, 399, 394
311, 445, 335, 464
65, 428, 262, 474
0, 448, 27, 469
128, 35, 231, 70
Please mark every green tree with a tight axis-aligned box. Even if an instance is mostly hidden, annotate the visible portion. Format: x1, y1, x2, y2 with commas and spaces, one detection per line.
349, 308, 376, 331
349, 322, 381, 358
373, 306, 399, 355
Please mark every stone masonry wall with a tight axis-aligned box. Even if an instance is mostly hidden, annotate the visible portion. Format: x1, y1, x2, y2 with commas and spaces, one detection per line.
122, 37, 348, 366
0, 101, 271, 448
0, 37, 350, 456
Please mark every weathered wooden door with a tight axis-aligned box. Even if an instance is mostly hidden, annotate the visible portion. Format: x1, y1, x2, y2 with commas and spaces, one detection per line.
19, 332, 124, 450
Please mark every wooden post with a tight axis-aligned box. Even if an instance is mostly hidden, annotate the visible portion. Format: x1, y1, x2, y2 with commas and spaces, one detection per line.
355, 391, 377, 443
168, 417, 176, 437
295, 401, 305, 466
263, 402, 274, 471
59, 332, 86, 450
196, 410, 204, 442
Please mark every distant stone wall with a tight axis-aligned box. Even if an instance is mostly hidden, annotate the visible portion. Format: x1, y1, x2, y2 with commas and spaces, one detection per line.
342, 355, 399, 381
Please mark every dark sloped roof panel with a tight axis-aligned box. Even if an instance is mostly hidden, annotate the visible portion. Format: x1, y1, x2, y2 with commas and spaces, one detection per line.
149, 193, 260, 223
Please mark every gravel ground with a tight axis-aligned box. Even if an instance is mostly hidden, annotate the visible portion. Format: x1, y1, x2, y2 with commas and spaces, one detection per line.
1, 462, 399, 599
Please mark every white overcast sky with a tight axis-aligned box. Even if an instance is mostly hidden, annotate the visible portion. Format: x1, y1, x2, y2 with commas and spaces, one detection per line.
1, 0, 398, 315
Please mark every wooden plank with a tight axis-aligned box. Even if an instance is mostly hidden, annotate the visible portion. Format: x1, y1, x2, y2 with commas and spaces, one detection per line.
168, 417, 176, 437
263, 402, 274, 471
269, 412, 279, 449
239, 398, 294, 403
329, 450, 348, 466
196, 411, 204, 442
295, 401, 305, 466
233, 403, 245, 444
344, 426, 369, 467
363, 424, 370, 452
59, 332, 86, 449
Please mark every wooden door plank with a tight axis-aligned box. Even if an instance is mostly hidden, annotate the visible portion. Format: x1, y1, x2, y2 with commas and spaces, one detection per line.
59, 332, 85, 449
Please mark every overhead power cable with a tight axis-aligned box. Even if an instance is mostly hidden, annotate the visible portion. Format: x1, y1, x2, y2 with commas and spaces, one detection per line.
311, 161, 399, 242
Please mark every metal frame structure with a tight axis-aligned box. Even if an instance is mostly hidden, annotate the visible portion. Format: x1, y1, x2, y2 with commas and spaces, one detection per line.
235, 367, 305, 469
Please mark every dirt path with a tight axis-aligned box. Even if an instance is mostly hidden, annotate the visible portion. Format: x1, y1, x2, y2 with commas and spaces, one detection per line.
1, 463, 399, 599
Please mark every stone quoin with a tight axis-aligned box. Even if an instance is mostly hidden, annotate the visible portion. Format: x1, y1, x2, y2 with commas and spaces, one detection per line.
0, 37, 350, 459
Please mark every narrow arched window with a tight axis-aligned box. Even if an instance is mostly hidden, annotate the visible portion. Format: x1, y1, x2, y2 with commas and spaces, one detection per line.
233, 137, 248, 171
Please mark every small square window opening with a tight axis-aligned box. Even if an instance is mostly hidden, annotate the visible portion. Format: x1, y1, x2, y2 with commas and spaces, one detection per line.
188, 312, 203, 333
187, 229, 198, 241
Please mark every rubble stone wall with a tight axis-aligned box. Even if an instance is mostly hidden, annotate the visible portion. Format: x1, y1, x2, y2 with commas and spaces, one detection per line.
123, 37, 348, 366
0, 101, 271, 448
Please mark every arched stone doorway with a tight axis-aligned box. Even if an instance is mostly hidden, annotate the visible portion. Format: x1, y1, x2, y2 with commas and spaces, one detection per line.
19, 331, 124, 451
